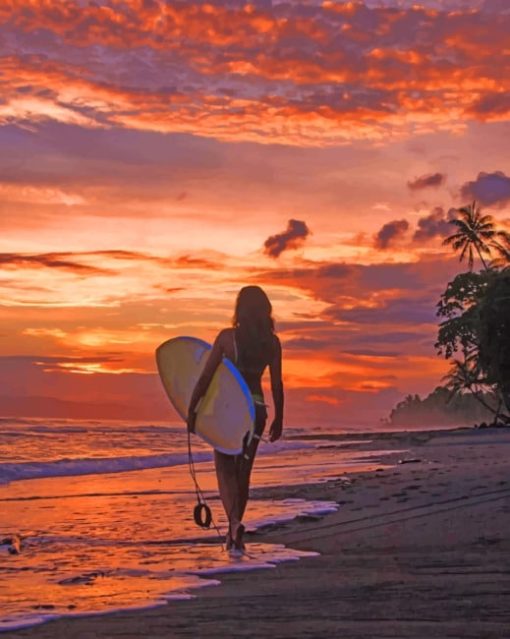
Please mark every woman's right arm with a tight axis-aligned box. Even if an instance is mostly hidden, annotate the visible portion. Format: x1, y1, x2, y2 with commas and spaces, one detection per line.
269, 335, 284, 442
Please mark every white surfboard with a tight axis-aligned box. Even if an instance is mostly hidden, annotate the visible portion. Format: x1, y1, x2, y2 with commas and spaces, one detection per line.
156, 336, 255, 455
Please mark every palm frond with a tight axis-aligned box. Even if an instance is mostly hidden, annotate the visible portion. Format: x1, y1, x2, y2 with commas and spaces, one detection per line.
444, 201, 497, 270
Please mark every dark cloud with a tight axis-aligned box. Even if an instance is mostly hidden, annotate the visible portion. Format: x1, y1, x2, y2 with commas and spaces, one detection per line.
286, 342, 401, 358
413, 206, 455, 242
0, 250, 225, 279
88, 250, 146, 260
253, 256, 460, 306
157, 286, 185, 294
324, 296, 438, 326
80, 250, 224, 270
279, 320, 435, 360
276, 319, 330, 332
469, 91, 510, 115
318, 264, 353, 278
374, 219, 409, 249
0, 253, 113, 275
263, 219, 311, 258
357, 263, 422, 290
460, 171, 510, 207
407, 172, 445, 190
363, 331, 430, 344
283, 337, 336, 351
302, 261, 425, 291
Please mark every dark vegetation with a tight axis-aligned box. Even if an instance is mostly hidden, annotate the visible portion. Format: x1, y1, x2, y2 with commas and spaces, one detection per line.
388, 202, 510, 427
386, 386, 500, 427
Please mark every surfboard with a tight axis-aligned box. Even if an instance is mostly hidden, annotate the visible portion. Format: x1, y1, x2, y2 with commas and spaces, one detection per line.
156, 336, 255, 455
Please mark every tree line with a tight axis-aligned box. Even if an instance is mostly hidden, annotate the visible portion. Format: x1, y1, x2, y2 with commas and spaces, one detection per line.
388, 202, 510, 427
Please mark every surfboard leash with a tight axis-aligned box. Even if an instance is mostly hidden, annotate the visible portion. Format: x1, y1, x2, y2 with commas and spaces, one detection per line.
186, 432, 225, 548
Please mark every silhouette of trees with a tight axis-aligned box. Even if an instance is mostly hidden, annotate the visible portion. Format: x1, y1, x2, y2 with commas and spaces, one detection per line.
437, 202, 510, 420
490, 229, 510, 269
477, 269, 510, 414
388, 202, 510, 426
386, 386, 498, 427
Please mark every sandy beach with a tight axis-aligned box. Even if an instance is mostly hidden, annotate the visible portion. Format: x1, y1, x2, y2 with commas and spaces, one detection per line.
6, 426, 510, 639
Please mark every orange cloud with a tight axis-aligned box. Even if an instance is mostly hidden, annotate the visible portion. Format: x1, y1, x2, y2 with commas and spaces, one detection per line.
0, 2, 507, 145
306, 394, 342, 406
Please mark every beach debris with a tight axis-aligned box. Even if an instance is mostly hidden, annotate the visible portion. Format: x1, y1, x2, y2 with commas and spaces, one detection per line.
295, 514, 323, 523
1, 534, 22, 554
58, 571, 106, 586
398, 458, 422, 465
476, 535, 501, 546
475, 420, 510, 429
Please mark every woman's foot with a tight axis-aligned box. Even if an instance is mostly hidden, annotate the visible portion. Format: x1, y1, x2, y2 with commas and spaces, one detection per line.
225, 528, 233, 551
232, 523, 245, 551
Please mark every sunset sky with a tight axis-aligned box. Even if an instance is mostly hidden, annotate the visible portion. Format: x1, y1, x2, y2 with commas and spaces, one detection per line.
1, 0, 509, 427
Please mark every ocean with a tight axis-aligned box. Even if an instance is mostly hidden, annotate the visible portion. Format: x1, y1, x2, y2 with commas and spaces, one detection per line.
0, 418, 393, 632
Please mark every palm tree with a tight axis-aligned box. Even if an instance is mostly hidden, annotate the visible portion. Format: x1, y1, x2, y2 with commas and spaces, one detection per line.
443, 201, 497, 271
490, 230, 510, 269
442, 358, 498, 415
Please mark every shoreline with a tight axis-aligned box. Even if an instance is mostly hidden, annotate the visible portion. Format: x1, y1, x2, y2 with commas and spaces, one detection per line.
5, 425, 510, 638
0, 431, 395, 633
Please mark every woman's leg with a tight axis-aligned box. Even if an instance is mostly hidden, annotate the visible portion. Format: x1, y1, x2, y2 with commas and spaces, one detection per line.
236, 438, 260, 522
214, 450, 241, 544
235, 405, 267, 531
214, 407, 266, 550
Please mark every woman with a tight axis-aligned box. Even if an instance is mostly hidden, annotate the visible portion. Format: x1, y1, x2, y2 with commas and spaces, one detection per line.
187, 286, 284, 552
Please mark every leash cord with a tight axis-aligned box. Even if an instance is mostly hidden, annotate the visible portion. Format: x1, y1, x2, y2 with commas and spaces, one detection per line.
187, 431, 225, 548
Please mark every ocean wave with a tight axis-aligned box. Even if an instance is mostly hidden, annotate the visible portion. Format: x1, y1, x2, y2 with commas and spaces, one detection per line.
0, 451, 212, 485
0, 423, 182, 435
0, 437, 316, 485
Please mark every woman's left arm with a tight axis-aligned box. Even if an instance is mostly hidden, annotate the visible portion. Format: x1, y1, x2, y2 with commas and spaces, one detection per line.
268, 335, 284, 442
187, 331, 225, 432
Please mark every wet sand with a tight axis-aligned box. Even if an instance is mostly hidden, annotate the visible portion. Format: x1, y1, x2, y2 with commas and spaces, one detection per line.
7, 427, 510, 638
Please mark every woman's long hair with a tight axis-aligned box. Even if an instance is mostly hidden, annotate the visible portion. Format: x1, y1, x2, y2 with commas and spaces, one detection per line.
232, 286, 275, 368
